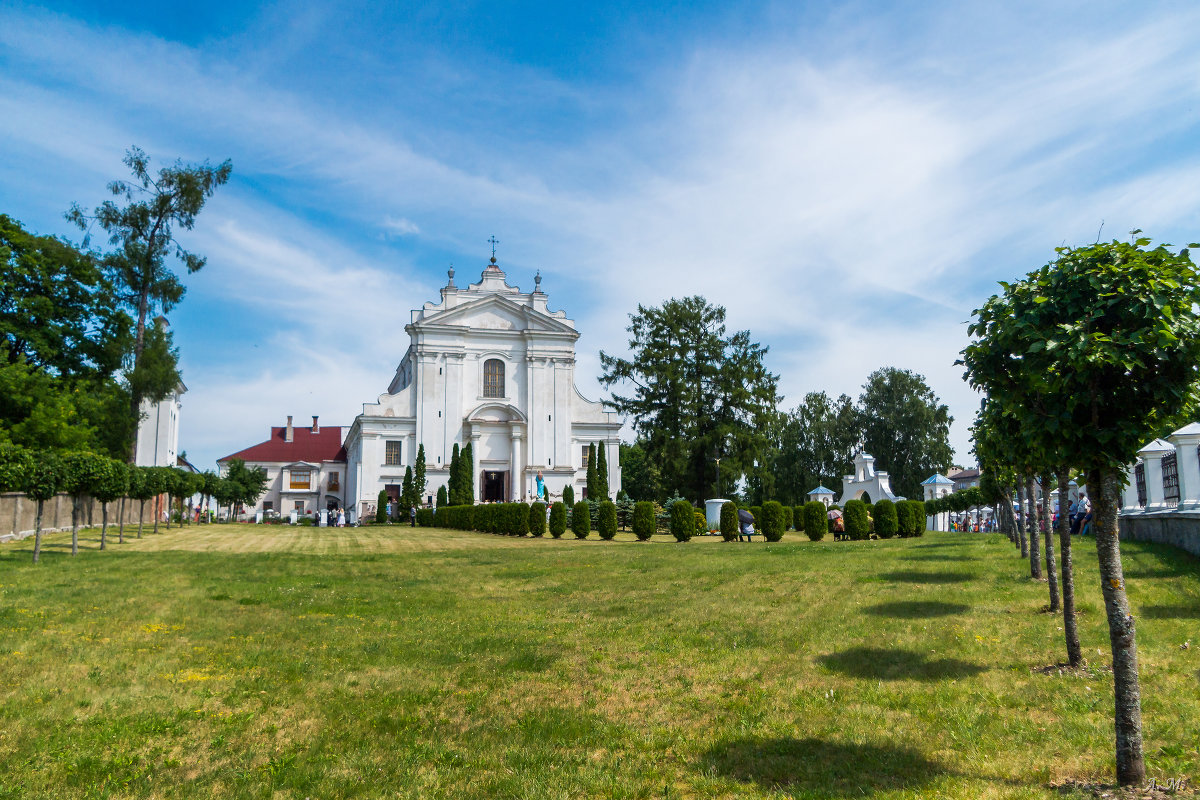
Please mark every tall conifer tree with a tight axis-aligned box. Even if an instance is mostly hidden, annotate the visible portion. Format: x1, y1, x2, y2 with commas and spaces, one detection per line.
448, 443, 461, 505
586, 444, 597, 499
415, 444, 427, 506
597, 442, 610, 499
462, 442, 475, 504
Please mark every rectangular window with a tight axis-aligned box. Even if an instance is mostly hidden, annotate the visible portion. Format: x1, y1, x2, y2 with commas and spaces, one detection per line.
289, 469, 310, 489
581, 445, 591, 468
328, 471, 340, 489
262, 500, 274, 511
385, 441, 402, 466
294, 501, 304, 511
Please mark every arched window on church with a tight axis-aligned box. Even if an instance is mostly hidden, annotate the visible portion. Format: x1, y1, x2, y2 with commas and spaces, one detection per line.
483, 359, 505, 398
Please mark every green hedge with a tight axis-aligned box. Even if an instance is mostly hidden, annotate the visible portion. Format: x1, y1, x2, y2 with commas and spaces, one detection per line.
571, 500, 591, 539
597, 500, 617, 540
761, 500, 785, 542
899, 500, 926, 537
895, 500, 913, 538
549, 502, 567, 538
844, 499, 869, 540
632, 501, 655, 541
720, 501, 738, 542
416, 508, 434, 527
529, 502, 547, 537
873, 499, 897, 538
670, 500, 694, 542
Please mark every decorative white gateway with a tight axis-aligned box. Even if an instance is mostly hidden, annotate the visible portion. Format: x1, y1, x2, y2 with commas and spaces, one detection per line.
344, 256, 622, 518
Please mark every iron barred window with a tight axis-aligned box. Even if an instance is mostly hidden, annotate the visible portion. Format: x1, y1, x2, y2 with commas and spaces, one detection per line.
1135, 463, 1147, 507
1163, 452, 1179, 506
385, 441, 402, 466
483, 359, 505, 398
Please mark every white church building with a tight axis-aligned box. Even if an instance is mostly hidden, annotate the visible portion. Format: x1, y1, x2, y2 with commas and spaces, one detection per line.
343, 254, 622, 519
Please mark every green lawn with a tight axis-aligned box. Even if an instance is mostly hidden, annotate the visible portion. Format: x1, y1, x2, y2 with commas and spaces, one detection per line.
1, 524, 1197, 799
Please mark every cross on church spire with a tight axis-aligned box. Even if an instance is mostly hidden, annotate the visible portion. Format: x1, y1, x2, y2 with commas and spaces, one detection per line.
488, 235, 499, 263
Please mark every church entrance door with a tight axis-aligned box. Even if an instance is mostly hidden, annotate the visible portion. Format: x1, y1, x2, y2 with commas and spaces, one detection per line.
482, 470, 507, 502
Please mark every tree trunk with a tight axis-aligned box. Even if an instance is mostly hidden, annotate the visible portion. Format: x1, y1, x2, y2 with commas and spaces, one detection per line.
1089, 467, 1145, 786
1027, 477, 1042, 578
138, 499, 145, 538
153, 495, 160, 535
1042, 472, 1059, 611
127, 288, 149, 464
166, 493, 172, 529
118, 496, 125, 544
1057, 470, 1081, 667
100, 503, 108, 550
33, 499, 44, 563
71, 494, 80, 556
1017, 485, 1028, 557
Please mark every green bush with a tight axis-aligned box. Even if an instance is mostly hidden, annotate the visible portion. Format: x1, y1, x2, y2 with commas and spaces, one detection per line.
760, 501, 785, 541
902, 500, 926, 537
670, 500, 694, 542
874, 499, 898, 538
416, 508, 434, 527
793, 506, 805, 532
895, 500, 914, 538
843, 500, 869, 540
563, 485, 575, 507
506, 503, 529, 536
720, 501, 738, 542
571, 500, 591, 539
694, 510, 708, 535
750, 505, 762, 525
549, 502, 567, 538
436, 486, 447, 508
597, 500, 617, 540
376, 489, 388, 524
529, 502, 547, 537
632, 501, 655, 541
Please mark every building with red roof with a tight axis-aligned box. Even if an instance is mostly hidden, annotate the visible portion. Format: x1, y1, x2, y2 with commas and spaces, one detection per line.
217, 415, 347, 518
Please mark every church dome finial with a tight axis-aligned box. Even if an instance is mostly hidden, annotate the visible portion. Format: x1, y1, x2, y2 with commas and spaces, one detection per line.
447, 263, 456, 287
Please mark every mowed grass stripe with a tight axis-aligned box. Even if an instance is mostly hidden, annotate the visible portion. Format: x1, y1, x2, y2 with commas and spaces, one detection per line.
0, 526, 1197, 798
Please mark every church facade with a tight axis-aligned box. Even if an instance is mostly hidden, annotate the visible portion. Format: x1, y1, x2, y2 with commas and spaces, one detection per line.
343, 255, 621, 519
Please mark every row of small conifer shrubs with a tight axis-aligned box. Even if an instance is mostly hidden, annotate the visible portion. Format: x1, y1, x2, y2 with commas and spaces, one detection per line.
430, 500, 620, 540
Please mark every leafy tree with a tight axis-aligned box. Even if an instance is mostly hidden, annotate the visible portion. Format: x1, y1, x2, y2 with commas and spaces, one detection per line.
223, 459, 268, 520
773, 392, 859, 506
961, 233, 1200, 785
415, 444, 427, 506
586, 443, 598, 499
600, 296, 780, 505
597, 442, 610, 499
571, 500, 591, 539
376, 489, 388, 524
200, 470, 220, 523
549, 502, 568, 538
669, 499, 694, 542
127, 465, 155, 537
0, 443, 33, 493
720, 501, 738, 542
597, 500, 617, 540
632, 501, 655, 541
618, 440, 661, 501
874, 498, 898, 538
448, 444, 461, 505
461, 443, 474, 504
61, 450, 104, 556
857, 368, 954, 501
68, 147, 231, 457
91, 457, 128, 549
23, 451, 64, 563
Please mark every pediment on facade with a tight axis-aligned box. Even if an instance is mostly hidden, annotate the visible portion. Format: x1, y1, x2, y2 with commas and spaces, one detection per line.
466, 402, 527, 424
419, 294, 576, 335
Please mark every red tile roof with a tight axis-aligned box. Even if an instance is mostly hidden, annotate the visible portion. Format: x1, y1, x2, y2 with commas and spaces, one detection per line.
218, 426, 347, 464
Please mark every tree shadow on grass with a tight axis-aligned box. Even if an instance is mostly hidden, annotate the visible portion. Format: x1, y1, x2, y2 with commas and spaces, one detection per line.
1137, 604, 1200, 619
901, 553, 977, 562
877, 571, 975, 584
864, 601, 970, 618
817, 647, 987, 681
699, 737, 946, 797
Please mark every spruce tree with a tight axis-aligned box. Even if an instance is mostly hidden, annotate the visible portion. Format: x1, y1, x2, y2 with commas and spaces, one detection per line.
586, 444, 597, 499
415, 444, 427, 506
597, 442, 610, 499
462, 442, 475, 503
448, 444, 461, 505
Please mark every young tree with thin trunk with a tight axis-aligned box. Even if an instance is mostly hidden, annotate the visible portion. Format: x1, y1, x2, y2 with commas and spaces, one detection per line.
92, 457, 128, 550
1040, 471, 1059, 612
68, 148, 231, 461
1026, 476, 1041, 578
1056, 469, 1083, 667
963, 232, 1200, 786
23, 453, 64, 564
61, 451, 103, 556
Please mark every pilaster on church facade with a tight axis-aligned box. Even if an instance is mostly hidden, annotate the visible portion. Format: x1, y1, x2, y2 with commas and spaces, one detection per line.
343, 255, 622, 520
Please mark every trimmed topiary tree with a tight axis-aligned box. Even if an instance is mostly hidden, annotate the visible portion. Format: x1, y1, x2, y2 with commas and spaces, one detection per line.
895, 500, 914, 538
597, 500, 617, 540
549, 502, 567, 538
693, 510, 707, 535
529, 502, 547, 537
803, 501, 826, 542
720, 501, 738, 542
750, 505, 762, 525
874, 498, 898, 538
632, 501, 655, 541
670, 499, 694, 542
572, 500, 591, 539
905, 500, 926, 537
437, 485, 448, 508
24, 451, 64, 564
509, 503, 529, 536
793, 506, 805, 533
376, 489, 388, 524
563, 484, 575, 507
761, 501, 785, 541
843, 499, 869, 541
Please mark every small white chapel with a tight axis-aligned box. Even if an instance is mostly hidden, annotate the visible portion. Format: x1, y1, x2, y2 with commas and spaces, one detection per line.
343, 251, 622, 519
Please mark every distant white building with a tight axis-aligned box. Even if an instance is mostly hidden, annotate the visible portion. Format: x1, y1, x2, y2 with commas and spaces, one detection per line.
134, 380, 185, 468
217, 415, 347, 517
343, 255, 622, 519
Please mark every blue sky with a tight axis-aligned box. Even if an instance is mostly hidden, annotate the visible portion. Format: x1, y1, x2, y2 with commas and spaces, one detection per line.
3, 1, 1200, 472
